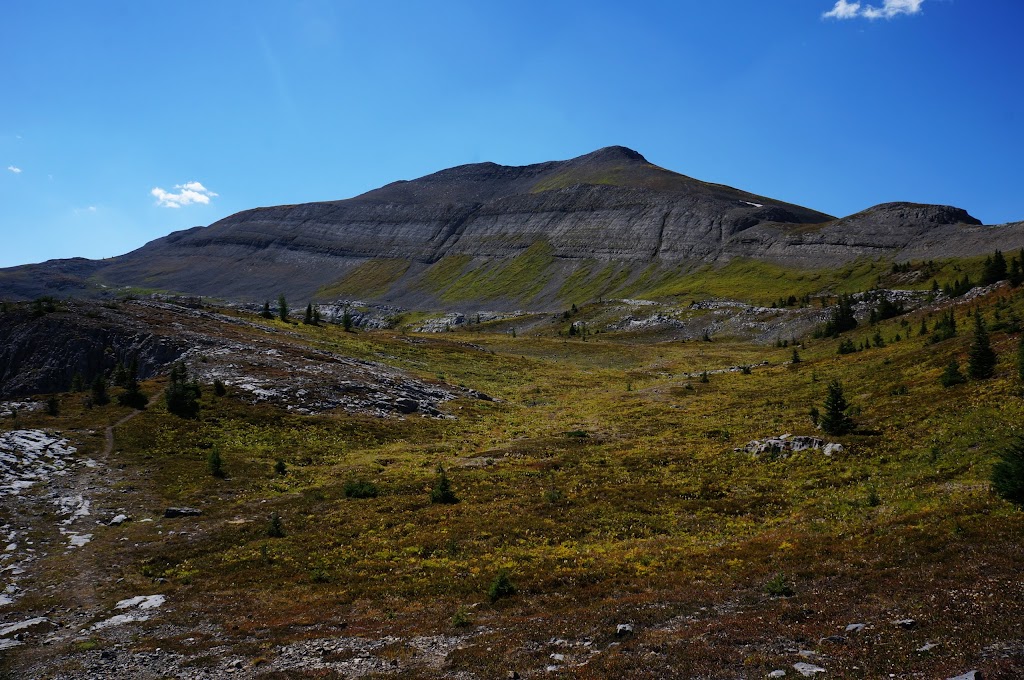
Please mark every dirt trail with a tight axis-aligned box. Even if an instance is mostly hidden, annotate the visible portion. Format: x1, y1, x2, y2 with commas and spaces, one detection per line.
104, 409, 142, 456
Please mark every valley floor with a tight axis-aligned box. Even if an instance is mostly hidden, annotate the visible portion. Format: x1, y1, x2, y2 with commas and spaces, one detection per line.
1, 289, 1024, 679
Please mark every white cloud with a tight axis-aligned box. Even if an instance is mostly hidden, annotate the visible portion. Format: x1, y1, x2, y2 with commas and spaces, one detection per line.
824, 0, 924, 19
73, 206, 98, 215
151, 181, 218, 208
6, 165, 21, 174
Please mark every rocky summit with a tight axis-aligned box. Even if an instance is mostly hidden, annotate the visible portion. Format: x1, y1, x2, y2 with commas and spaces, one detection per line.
3, 146, 1022, 309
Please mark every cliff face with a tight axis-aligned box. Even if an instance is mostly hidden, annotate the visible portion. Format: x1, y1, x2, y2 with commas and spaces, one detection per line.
2, 146, 1022, 308
0, 303, 186, 396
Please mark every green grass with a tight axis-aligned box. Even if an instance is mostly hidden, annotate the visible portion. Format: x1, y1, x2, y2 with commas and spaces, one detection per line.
438, 241, 556, 303
315, 258, 410, 299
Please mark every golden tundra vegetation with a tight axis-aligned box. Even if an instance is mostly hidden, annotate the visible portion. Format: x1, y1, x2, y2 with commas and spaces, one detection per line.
6, 263, 1024, 678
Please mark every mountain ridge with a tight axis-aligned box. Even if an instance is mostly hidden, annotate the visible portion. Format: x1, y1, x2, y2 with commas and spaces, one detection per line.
1, 146, 1022, 308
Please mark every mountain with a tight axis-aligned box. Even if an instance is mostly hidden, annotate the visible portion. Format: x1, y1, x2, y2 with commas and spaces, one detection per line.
2, 146, 1022, 308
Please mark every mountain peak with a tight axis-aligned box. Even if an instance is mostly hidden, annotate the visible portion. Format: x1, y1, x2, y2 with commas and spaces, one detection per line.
573, 145, 648, 164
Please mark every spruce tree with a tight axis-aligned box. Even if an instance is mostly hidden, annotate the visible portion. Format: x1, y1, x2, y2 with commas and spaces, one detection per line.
208, 447, 225, 478
430, 465, 458, 504
940, 358, 966, 387
277, 294, 288, 322
967, 311, 997, 379
165, 361, 200, 418
91, 375, 110, 406
117, 357, 148, 409
982, 250, 1008, 285
261, 300, 273, 319
303, 303, 314, 325
991, 436, 1024, 508
342, 307, 354, 332
819, 379, 854, 435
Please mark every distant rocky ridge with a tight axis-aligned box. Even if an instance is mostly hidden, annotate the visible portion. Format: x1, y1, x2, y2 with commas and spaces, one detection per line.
2, 146, 1022, 309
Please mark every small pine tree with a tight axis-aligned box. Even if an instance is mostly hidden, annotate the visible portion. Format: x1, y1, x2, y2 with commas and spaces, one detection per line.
117, 358, 148, 409
940, 358, 966, 387
165, 362, 200, 418
430, 465, 458, 504
1010, 257, 1023, 287
91, 375, 110, 406
47, 396, 60, 416
967, 311, 997, 380
791, 348, 801, 364
267, 512, 285, 538
112, 362, 128, 387
274, 458, 287, 476
487, 570, 517, 602
303, 303, 314, 325
208, 448, 225, 478
991, 436, 1024, 508
277, 294, 288, 322
261, 300, 273, 319
699, 371, 709, 384
342, 307, 354, 332
819, 379, 854, 435
71, 372, 84, 392
213, 379, 227, 396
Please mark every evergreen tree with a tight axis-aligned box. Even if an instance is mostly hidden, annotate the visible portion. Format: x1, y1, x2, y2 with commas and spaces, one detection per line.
165, 361, 201, 418
819, 379, 854, 435
967, 311, 997, 379
70, 372, 84, 392
791, 348, 801, 364
991, 436, 1024, 508
112, 362, 128, 387
267, 512, 285, 538
430, 465, 458, 504
261, 300, 273, 319
117, 357, 148, 409
822, 294, 858, 337
342, 307, 354, 332
277, 294, 288, 322
940, 359, 967, 387
208, 447, 225, 478
47, 396, 60, 416
981, 250, 1008, 285
303, 303, 314, 325
91, 375, 110, 406
1010, 256, 1024, 287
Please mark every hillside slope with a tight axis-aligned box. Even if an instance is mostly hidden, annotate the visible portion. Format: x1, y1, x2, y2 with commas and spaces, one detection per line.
2, 146, 1022, 308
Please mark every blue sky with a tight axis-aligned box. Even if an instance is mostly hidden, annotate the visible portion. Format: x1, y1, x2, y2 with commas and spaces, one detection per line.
2, 0, 1022, 267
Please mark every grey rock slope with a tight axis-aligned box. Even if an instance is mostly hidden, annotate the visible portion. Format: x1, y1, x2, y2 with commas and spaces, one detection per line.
2, 146, 1022, 308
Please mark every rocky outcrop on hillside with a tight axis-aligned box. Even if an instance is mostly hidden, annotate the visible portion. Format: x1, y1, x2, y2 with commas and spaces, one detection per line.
0, 300, 479, 417
0, 303, 186, 396
1, 146, 1022, 308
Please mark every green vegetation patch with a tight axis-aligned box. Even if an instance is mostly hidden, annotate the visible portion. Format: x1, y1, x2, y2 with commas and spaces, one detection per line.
316, 259, 410, 299
439, 241, 556, 303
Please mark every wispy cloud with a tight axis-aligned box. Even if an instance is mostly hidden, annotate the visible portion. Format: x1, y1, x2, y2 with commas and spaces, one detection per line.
824, 0, 924, 20
6, 165, 21, 174
73, 206, 98, 215
151, 181, 218, 208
